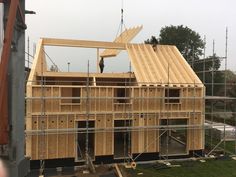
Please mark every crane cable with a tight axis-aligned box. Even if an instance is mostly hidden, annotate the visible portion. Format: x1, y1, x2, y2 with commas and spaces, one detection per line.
115, 0, 128, 39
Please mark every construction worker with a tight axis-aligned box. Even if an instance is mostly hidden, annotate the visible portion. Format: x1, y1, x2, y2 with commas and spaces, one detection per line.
99, 57, 105, 73
152, 43, 157, 51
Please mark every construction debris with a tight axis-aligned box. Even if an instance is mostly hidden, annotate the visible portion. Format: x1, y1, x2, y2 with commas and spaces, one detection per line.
199, 160, 206, 163
114, 164, 123, 177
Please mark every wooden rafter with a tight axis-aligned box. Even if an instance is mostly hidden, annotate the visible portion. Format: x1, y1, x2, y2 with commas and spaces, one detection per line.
100, 26, 143, 58
127, 44, 203, 86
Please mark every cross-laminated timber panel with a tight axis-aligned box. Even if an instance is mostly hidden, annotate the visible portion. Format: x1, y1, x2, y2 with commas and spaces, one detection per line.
27, 115, 76, 160
26, 83, 204, 160
127, 44, 202, 86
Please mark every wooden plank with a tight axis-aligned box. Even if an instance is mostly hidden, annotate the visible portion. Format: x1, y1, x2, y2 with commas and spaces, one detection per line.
132, 115, 139, 153
27, 39, 47, 86
158, 45, 179, 85
95, 116, 105, 156
137, 45, 154, 83
126, 44, 147, 84
68, 115, 75, 157
26, 84, 33, 158
105, 115, 113, 155
40, 71, 135, 79
146, 115, 156, 152
143, 45, 161, 83
171, 46, 202, 84
188, 114, 203, 150
47, 115, 58, 159
52, 87, 60, 112
162, 46, 185, 85
100, 26, 142, 58
58, 115, 67, 158
114, 164, 123, 177
168, 46, 193, 84
38, 116, 48, 160
42, 38, 126, 50
31, 116, 38, 160
45, 87, 52, 112
139, 114, 145, 152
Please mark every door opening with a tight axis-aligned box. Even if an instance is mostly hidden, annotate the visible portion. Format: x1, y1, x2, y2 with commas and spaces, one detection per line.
114, 120, 132, 159
160, 119, 187, 156
77, 121, 95, 161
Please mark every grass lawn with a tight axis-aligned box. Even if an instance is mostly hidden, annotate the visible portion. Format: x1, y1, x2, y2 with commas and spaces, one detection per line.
124, 158, 236, 177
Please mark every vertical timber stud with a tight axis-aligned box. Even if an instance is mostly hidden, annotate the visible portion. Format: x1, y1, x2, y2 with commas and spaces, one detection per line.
0, 0, 20, 145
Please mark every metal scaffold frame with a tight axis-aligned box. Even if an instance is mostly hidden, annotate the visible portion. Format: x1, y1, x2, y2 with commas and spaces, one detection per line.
192, 27, 236, 156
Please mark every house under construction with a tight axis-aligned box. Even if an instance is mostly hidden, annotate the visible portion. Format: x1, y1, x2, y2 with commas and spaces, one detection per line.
26, 27, 205, 167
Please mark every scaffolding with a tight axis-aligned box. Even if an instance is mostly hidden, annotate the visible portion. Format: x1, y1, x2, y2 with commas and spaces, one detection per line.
193, 27, 236, 156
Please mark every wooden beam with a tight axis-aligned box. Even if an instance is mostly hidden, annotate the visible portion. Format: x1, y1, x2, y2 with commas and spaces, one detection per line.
42, 38, 127, 50
27, 39, 45, 86
100, 26, 143, 58
39, 71, 135, 79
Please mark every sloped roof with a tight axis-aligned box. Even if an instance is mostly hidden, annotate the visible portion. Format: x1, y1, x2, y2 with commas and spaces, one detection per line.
28, 35, 203, 88
126, 44, 203, 87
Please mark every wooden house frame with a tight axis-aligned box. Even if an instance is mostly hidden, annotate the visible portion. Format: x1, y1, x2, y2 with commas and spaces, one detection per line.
26, 28, 205, 165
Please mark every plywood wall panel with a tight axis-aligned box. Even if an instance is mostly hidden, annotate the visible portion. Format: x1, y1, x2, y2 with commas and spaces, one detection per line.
132, 115, 139, 153
58, 116, 67, 158
146, 115, 157, 152
105, 115, 113, 155
68, 115, 75, 157
107, 88, 113, 111
139, 115, 145, 152
95, 116, 105, 156
32, 87, 41, 113
37, 116, 48, 160
52, 87, 60, 112
47, 116, 58, 159
100, 88, 107, 112
31, 116, 38, 160
45, 87, 52, 112
188, 114, 203, 150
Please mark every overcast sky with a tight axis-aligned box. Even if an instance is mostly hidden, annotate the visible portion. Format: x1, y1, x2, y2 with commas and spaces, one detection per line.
26, 0, 236, 72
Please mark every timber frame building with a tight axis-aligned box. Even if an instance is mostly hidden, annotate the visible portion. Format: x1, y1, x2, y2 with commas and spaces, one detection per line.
26, 27, 205, 166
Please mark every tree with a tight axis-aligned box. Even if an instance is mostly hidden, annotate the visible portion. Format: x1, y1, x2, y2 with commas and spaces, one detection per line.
215, 70, 236, 125
145, 25, 205, 61
227, 71, 236, 122
50, 65, 59, 72
144, 36, 158, 45
192, 54, 223, 95
159, 25, 204, 61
